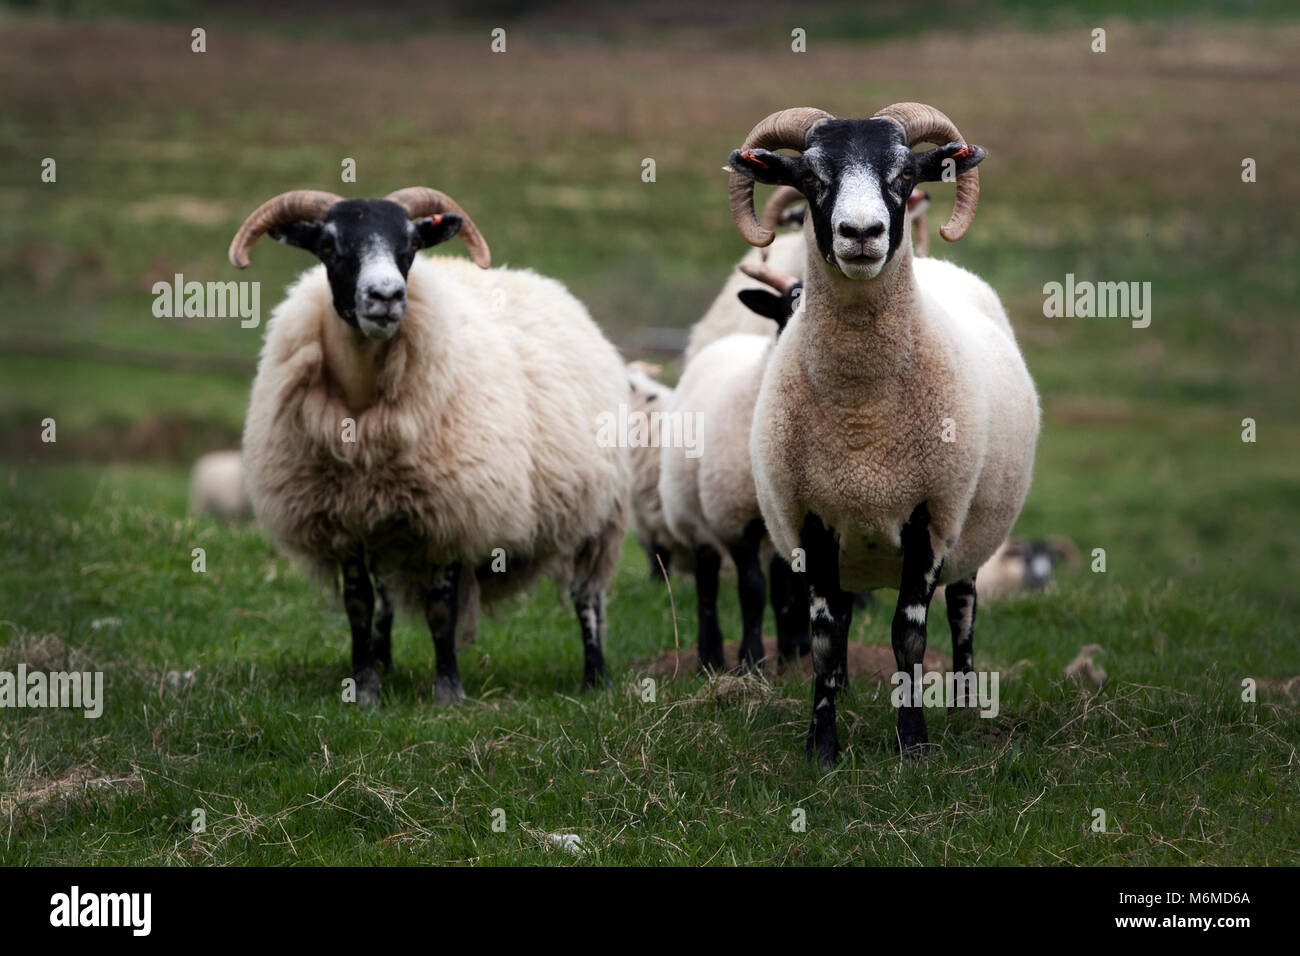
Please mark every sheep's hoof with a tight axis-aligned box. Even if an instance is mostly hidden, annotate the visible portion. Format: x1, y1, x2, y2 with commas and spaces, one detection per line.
896, 709, 930, 757
433, 675, 466, 706
355, 668, 381, 707
737, 644, 766, 672
806, 719, 840, 769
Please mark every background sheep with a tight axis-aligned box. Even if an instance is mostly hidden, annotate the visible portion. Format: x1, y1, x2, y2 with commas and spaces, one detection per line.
626, 360, 692, 579
189, 449, 251, 520
729, 103, 1040, 764
948, 537, 1081, 600
232, 187, 630, 705
659, 263, 814, 669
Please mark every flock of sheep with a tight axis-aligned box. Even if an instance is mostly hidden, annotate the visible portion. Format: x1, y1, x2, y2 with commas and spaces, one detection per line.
196, 102, 1063, 764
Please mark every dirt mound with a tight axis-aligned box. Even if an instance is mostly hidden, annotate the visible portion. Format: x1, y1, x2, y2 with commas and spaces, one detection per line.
644, 636, 948, 681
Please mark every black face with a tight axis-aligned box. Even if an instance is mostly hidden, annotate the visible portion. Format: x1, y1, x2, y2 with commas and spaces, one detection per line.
270, 199, 462, 338
730, 119, 985, 278
737, 281, 802, 334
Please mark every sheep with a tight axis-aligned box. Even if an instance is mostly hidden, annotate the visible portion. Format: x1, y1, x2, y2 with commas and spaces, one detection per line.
229, 187, 629, 706
684, 186, 931, 361
727, 103, 1040, 764
189, 449, 251, 520
625, 360, 691, 578
659, 263, 813, 670
939, 537, 1080, 601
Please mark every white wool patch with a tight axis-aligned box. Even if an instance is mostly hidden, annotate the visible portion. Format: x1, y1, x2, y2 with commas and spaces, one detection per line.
904, 604, 927, 625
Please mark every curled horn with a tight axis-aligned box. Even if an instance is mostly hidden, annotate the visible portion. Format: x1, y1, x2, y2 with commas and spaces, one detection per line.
729, 107, 833, 247
228, 190, 343, 268
872, 101, 980, 242
384, 187, 491, 269
739, 261, 799, 296
760, 185, 808, 234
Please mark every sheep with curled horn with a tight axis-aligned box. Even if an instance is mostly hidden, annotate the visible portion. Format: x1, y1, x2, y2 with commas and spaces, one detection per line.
727, 104, 1040, 765
232, 187, 630, 705
684, 183, 932, 361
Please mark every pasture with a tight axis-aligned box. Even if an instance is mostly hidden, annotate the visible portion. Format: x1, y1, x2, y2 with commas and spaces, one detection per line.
1, 1, 1297, 865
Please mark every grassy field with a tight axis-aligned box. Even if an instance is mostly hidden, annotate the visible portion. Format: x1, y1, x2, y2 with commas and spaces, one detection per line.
1, 2, 1298, 865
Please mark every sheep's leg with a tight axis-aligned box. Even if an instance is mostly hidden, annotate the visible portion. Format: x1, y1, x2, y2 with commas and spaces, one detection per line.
693, 543, 725, 673
650, 541, 673, 579
573, 590, 607, 692
892, 503, 944, 754
802, 514, 853, 768
341, 549, 380, 706
426, 564, 465, 706
371, 578, 394, 673
728, 518, 767, 670
770, 554, 810, 663
944, 573, 977, 709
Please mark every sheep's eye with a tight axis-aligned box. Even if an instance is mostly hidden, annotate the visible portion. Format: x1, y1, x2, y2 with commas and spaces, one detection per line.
409, 237, 420, 252
319, 241, 334, 255
899, 168, 914, 181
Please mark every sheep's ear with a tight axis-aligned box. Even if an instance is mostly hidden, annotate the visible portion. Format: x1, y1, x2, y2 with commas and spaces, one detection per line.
728, 148, 802, 186
414, 214, 463, 250
738, 289, 789, 323
270, 221, 324, 252
913, 142, 986, 183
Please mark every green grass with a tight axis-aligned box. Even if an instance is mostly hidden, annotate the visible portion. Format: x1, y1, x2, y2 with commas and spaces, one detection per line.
2, 432, 1296, 865
1, 7, 1298, 864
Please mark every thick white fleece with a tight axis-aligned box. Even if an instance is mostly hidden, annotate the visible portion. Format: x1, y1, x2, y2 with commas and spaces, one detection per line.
750, 223, 1040, 590
243, 254, 630, 631
660, 332, 772, 554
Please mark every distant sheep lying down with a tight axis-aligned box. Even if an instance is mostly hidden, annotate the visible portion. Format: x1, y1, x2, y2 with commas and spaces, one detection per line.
937, 537, 1080, 601
231, 187, 629, 705
189, 449, 251, 520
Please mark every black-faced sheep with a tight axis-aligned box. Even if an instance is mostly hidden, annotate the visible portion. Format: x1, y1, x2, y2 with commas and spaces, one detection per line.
728, 104, 1040, 764
231, 187, 629, 705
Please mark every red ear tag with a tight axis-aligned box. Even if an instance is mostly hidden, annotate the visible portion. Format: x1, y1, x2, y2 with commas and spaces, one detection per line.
431, 214, 443, 224
742, 149, 769, 169
952, 145, 974, 159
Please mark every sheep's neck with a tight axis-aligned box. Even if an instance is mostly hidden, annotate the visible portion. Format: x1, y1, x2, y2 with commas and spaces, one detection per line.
322, 317, 390, 413
799, 240, 921, 400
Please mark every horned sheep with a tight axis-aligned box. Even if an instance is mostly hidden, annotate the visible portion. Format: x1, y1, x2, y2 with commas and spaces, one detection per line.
231, 187, 629, 705
728, 103, 1041, 764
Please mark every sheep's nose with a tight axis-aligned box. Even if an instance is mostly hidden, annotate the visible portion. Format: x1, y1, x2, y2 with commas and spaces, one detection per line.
836, 219, 885, 241
364, 284, 405, 304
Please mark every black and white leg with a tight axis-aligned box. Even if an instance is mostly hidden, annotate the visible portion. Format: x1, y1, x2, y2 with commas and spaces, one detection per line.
573, 589, 607, 691
770, 553, 810, 663
728, 518, 767, 670
426, 564, 464, 706
892, 503, 945, 753
341, 547, 380, 706
944, 572, 977, 709
693, 543, 725, 673
802, 514, 853, 768
372, 577, 394, 673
